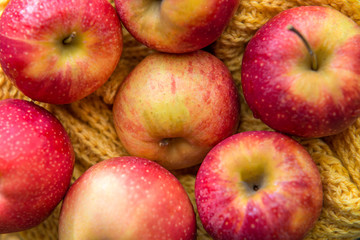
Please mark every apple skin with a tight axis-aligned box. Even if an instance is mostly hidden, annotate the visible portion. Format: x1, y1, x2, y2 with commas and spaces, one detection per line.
0, 0, 9, 16
241, 6, 360, 138
113, 50, 241, 170
0, 0, 122, 104
114, 0, 239, 53
58, 156, 196, 240
0, 99, 75, 233
195, 131, 323, 240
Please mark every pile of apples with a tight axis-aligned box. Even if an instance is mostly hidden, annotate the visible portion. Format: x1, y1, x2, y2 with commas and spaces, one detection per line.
0, 0, 359, 239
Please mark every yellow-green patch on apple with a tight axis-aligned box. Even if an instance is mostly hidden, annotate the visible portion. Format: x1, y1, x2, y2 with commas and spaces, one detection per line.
142, 96, 190, 138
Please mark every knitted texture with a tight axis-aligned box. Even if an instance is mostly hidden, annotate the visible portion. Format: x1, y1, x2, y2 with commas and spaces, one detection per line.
1, 0, 360, 239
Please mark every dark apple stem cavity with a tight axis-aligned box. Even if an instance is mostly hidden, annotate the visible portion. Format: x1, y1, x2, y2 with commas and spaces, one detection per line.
253, 185, 259, 191
287, 25, 318, 71
159, 138, 170, 147
62, 32, 77, 45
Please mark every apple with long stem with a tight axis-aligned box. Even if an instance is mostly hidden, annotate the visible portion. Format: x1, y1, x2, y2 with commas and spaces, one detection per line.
0, 99, 74, 233
0, 0, 123, 104
113, 50, 241, 170
59, 156, 196, 240
195, 131, 323, 240
241, 6, 360, 138
114, 0, 240, 53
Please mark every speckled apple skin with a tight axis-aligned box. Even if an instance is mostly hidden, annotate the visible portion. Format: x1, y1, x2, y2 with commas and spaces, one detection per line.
0, 99, 75, 233
0, 0, 122, 104
195, 131, 323, 240
114, 0, 239, 53
113, 50, 241, 170
241, 6, 360, 138
58, 156, 196, 240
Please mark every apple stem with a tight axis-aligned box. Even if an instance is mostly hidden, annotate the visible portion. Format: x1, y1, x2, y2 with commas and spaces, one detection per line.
159, 139, 170, 147
287, 25, 318, 71
63, 32, 77, 45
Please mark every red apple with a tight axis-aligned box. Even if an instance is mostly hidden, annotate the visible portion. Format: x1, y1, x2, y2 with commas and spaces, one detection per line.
58, 156, 196, 240
195, 131, 323, 240
0, 0, 123, 104
114, 0, 240, 53
241, 6, 360, 138
0, 99, 75, 233
113, 50, 240, 170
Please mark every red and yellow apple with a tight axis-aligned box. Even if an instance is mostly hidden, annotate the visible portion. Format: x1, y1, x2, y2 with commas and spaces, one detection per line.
58, 156, 196, 240
113, 50, 240, 170
195, 131, 323, 240
241, 6, 360, 138
0, 99, 75, 233
114, 0, 240, 53
0, 0, 9, 16
0, 0, 123, 104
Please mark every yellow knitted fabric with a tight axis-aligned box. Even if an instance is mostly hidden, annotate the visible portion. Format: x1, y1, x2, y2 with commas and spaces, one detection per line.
1, 0, 360, 240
